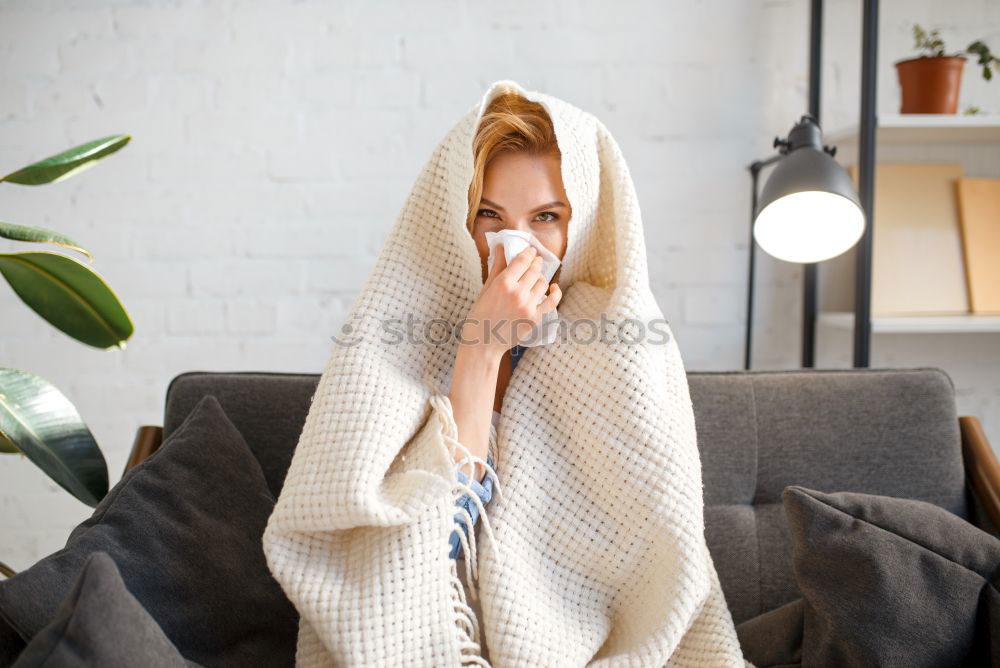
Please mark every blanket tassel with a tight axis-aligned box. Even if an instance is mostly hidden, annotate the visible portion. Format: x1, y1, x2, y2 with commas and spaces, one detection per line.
441, 421, 504, 667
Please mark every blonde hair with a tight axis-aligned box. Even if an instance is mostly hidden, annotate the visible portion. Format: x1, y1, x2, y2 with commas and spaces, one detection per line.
466, 92, 561, 231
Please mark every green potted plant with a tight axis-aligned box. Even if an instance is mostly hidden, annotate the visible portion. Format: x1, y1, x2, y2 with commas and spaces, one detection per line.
895, 24, 998, 114
0, 135, 133, 578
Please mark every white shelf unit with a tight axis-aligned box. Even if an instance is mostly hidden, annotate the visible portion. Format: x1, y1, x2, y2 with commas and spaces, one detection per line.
818, 114, 1000, 334
819, 312, 1000, 334
825, 113, 1000, 146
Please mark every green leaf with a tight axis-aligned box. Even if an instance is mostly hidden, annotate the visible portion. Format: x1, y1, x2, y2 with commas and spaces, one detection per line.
0, 220, 93, 261
0, 429, 19, 453
0, 252, 134, 349
0, 368, 108, 507
1, 135, 131, 186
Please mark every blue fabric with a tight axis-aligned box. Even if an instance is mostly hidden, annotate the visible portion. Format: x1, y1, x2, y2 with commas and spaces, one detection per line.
448, 454, 495, 559
509, 343, 525, 372
448, 346, 524, 559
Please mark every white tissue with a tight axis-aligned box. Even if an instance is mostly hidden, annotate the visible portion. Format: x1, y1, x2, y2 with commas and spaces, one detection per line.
484, 229, 562, 347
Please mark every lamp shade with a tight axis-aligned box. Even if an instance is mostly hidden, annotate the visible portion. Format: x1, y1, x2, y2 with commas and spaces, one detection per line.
753, 118, 865, 263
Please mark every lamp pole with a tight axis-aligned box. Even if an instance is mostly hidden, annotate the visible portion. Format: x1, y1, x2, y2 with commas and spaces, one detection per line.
854, 0, 879, 368
802, 0, 823, 368
746, 156, 778, 371
745, 0, 825, 371
744, 0, 877, 371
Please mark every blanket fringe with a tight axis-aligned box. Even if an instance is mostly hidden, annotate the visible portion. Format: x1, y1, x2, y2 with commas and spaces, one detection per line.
446, 435, 503, 599
432, 395, 505, 667
449, 558, 492, 667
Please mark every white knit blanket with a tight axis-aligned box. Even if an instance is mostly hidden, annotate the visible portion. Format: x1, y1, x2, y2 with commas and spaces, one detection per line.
263, 79, 750, 667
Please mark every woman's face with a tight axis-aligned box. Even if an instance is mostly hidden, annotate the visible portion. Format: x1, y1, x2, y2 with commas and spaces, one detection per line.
470, 151, 570, 283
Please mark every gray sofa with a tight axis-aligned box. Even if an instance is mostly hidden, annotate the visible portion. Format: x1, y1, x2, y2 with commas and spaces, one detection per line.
147, 366, 999, 626
4, 365, 997, 665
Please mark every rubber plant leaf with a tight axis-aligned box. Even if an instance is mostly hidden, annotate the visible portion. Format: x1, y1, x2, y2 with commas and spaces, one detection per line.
0, 251, 133, 350
0, 220, 93, 261
0, 368, 109, 507
0, 430, 18, 453
0, 134, 131, 185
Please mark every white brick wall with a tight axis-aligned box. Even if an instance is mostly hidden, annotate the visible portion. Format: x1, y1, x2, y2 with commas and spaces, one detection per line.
1, 0, 998, 568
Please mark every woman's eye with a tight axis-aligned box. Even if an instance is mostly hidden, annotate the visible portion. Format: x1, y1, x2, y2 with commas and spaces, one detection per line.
477, 209, 557, 222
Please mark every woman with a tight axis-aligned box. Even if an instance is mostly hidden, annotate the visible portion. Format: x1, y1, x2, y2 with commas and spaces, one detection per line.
448, 90, 568, 563
263, 80, 749, 667
447, 93, 571, 660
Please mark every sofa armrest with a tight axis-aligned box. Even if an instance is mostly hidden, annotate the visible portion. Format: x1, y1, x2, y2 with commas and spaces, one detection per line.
960, 415, 1000, 532
123, 425, 163, 477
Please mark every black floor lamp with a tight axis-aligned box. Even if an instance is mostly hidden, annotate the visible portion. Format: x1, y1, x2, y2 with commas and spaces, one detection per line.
744, 0, 879, 370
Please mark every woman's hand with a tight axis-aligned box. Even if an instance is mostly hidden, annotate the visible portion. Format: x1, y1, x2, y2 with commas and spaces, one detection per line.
463, 245, 562, 357
447, 244, 562, 481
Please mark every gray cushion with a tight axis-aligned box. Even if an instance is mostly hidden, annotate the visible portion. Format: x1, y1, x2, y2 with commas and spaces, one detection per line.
12, 552, 200, 668
738, 485, 1000, 667
0, 615, 25, 666
163, 372, 319, 498
691, 368, 970, 623
0, 395, 298, 667
735, 597, 803, 668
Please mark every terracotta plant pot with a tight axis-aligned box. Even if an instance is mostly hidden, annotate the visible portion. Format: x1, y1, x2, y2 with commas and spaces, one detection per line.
895, 55, 967, 114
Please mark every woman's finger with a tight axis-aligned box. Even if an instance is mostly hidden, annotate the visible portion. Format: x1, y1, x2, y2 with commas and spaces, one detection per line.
501, 246, 538, 285
484, 244, 507, 288
528, 272, 549, 305
536, 283, 562, 315
517, 255, 544, 291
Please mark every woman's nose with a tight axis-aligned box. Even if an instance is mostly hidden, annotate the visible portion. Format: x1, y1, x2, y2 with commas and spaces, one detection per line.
505, 220, 532, 233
